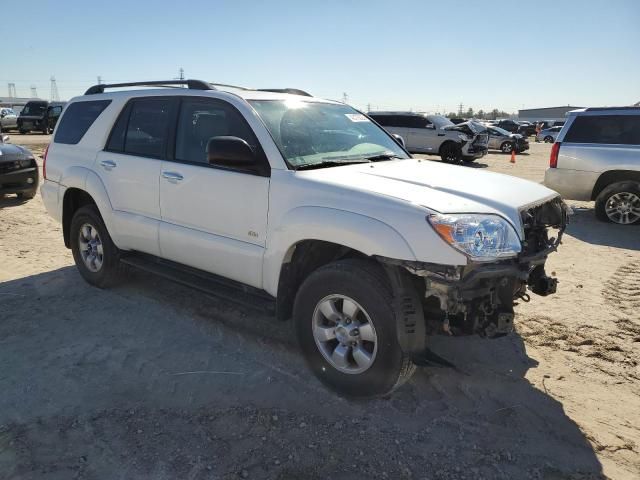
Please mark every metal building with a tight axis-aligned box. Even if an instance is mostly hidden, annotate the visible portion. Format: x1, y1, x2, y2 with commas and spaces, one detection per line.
0, 96, 42, 114
518, 105, 583, 123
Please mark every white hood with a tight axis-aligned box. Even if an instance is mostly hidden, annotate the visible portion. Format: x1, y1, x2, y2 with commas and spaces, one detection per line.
301, 159, 559, 234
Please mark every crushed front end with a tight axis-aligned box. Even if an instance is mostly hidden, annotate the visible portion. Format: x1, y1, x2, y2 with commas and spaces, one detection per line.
382, 196, 569, 343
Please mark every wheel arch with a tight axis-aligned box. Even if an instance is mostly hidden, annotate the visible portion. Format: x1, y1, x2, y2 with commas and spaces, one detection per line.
591, 170, 640, 200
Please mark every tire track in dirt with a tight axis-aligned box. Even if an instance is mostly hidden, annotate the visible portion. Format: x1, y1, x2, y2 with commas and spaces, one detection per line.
602, 260, 640, 342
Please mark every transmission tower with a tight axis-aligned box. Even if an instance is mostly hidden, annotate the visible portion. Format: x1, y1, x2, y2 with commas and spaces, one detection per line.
50, 76, 59, 101
8, 83, 16, 98
30, 85, 38, 98
457, 103, 464, 116
97, 76, 103, 85
178, 68, 185, 80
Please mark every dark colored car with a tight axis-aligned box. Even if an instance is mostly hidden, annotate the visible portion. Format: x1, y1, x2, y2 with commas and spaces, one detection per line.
494, 119, 522, 134
517, 121, 538, 137
17, 100, 65, 134
0, 141, 39, 199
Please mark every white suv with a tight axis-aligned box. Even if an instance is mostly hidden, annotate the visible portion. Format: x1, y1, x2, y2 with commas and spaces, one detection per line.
41, 80, 568, 397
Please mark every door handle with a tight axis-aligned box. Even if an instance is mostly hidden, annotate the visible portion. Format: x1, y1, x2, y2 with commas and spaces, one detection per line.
162, 171, 184, 182
100, 159, 117, 170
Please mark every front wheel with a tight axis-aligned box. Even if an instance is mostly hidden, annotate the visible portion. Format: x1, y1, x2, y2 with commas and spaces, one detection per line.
595, 181, 640, 225
70, 205, 124, 287
440, 142, 461, 163
501, 142, 514, 153
294, 259, 415, 398
544, 136, 554, 143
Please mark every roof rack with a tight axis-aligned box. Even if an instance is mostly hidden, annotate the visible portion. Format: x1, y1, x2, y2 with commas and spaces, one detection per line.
582, 106, 640, 112
84, 79, 214, 95
257, 88, 312, 97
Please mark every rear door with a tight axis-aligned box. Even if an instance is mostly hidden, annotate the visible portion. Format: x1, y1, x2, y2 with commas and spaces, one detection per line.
158, 96, 270, 288
95, 96, 178, 256
370, 115, 411, 148
406, 116, 437, 152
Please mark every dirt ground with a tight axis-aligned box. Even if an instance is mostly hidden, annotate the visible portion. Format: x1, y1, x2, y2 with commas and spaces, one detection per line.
1, 135, 639, 480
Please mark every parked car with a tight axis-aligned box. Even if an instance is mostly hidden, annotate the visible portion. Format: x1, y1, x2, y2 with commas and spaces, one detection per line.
17, 100, 65, 134
0, 108, 18, 132
537, 126, 562, 143
0, 138, 39, 200
487, 126, 529, 153
41, 79, 568, 397
544, 106, 640, 225
368, 112, 489, 163
517, 121, 538, 137
448, 117, 466, 124
494, 119, 521, 133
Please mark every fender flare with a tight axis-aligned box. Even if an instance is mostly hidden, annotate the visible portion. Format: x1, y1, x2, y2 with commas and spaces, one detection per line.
262, 206, 417, 296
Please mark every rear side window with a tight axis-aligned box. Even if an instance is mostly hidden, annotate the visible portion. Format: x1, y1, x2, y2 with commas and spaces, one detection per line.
54, 100, 111, 144
564, 115, 640, 145
106, 98, 176, 158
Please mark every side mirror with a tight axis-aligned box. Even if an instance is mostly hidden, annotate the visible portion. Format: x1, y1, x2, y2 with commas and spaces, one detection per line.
207, 136, 255, 167
392, 134, 405, 148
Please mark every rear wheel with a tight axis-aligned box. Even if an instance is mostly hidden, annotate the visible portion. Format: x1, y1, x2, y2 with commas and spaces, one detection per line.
544, 136, 554, 143
440, 142, 461, 163
595, 181, 640, 225
70, 205, 123, 287
294, 259, 415, 398
501, 142, 514, 153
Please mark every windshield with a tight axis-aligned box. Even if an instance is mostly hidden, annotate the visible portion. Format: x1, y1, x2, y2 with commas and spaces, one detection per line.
427, 115, 454, 129
490, 126, 511, 136
21, 103, 47, 116
249, 100, 409, 168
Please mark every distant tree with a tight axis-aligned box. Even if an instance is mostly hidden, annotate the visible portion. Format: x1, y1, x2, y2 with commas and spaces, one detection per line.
446, 112, 457, 118
476, 109, 485, 119
465, 108, 474, 118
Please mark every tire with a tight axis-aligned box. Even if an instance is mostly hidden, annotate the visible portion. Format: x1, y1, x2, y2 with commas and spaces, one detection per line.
70, 205, 123, 287
544, 136, 554, 143
501, 142, 514, 153
293, 258, 416, 398
595, 181, 640, 225
17, 190, 36, 200
439, 142, 461, 163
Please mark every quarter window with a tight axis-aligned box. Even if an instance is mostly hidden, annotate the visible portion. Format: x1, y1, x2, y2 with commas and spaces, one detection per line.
54, 100, 111, 145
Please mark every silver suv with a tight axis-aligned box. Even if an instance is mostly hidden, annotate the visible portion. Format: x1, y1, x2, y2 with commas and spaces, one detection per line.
544, 107, 640, 225
368, 112, 489, 163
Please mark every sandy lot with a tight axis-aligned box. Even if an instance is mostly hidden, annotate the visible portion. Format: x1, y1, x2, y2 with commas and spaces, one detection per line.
1, 136, 639, 479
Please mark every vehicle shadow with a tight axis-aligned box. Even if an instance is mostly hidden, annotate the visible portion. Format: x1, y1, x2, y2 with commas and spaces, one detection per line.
0, 195, 29, 209
0, 266, 606, 478
567, 205, 640, 250
462, 161, 489, 169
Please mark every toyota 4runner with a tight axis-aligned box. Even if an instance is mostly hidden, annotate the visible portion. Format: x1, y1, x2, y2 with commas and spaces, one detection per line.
41, 80, 569, 397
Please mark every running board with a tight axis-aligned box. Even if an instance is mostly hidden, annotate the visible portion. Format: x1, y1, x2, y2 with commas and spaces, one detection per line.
120, 253, 276, 314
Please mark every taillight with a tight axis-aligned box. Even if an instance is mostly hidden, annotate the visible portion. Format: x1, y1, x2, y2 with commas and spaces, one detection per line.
549, 142, 560, 168
42, 144, 49, 179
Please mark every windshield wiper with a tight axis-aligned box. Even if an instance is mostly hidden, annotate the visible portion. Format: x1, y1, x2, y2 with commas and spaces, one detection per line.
365, 153, 403, 162
294, 160, 371, 171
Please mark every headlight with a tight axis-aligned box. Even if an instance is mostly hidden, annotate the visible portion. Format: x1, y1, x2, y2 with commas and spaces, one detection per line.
19, 159, 33, 167
427, 213, 521, 261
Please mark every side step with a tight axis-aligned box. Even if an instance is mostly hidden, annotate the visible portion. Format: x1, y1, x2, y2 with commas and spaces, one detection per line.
120, 253, 276, 314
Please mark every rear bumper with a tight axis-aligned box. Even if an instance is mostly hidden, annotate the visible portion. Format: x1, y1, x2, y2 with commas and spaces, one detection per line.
40, 179, 62, 222
0, 167, 39, 195
544, 168, 597, 201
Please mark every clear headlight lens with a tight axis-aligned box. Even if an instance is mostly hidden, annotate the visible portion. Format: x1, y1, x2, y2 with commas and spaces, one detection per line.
428, 213, 521, 262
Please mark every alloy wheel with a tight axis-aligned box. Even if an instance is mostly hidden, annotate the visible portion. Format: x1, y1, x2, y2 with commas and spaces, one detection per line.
312, 294, 378, 374
605, 192, 640, 224
78, 223, 104, 272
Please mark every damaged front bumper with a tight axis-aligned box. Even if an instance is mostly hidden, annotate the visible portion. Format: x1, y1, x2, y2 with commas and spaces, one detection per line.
379, 197, 569, 352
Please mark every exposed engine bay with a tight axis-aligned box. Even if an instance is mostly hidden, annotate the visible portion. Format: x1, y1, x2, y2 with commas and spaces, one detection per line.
381, 196, 570, 346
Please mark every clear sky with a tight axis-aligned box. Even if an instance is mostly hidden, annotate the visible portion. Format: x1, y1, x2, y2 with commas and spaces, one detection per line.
3, 0, 639, 113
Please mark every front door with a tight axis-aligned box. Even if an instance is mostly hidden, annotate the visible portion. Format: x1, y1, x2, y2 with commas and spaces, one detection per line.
406, 116, 437, 152
158, 97, 270, 288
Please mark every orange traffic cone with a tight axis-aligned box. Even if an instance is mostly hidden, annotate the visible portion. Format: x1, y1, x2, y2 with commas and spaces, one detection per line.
510, 149, 516, 164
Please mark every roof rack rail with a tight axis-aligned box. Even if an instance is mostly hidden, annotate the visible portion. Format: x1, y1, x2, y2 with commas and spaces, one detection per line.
257, 88, 313, 97
84, 79, 214, 95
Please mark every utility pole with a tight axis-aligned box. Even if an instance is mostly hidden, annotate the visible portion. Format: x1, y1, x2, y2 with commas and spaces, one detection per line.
30, 85, 38, 98
457, 103, 464, 116
50, 76, 59, 101
367, 103, 371, 112
7, 83, 16, 98
97, 76, 103, 85
179, 68, 185, 80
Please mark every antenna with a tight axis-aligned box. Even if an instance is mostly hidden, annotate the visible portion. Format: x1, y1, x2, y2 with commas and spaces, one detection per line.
50, 76, 59, 101
30, 85, 38, 98
8, 83, 16, 98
